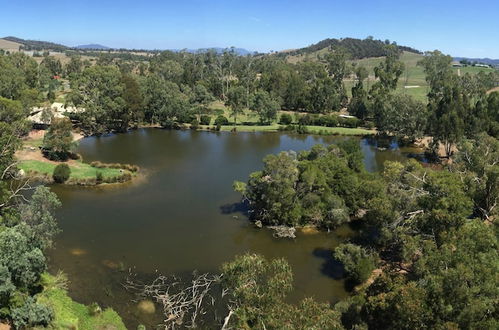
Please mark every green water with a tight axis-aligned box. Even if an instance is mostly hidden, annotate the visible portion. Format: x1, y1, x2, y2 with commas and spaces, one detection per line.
47, 129, 418, 328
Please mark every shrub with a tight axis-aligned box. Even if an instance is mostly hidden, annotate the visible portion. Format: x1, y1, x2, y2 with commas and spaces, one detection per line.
190, 119, 199, 130
177, 112, 196, 124
363, 120, 375, 129
160, 119, 175, 129
334, 243, 377, 284
200, 115, 211, 125
96, 171, 103, 183
52, 163, 71, 183
279, 113, 293, 125
339, 117, 361, 128
11, 298, 53, 329
298, 114, 314, 126
87, 302, 102, 316
297, 125, 309, 134
214, 115, 229, 126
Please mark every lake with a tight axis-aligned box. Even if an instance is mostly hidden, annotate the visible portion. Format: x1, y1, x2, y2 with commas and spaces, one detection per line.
47, 129, 420, 327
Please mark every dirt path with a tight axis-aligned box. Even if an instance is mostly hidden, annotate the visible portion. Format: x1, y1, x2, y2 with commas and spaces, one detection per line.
487, 87, 499, 94
16, 129, 84, 165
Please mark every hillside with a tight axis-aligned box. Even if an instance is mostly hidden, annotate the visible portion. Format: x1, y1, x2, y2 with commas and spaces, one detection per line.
0, 38, 22, 52
279, 37, 421, 61
3, 36, 68, 52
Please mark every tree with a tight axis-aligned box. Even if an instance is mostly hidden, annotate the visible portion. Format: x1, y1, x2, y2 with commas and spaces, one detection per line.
0, 97, 27, 174
235, 144, 376, 229
67, 65, 125, 134
65, 55, 83, 76
453, 133, 499, 220
324, 47, 350, 106
142, 74, 190, 126
120, 74, 143, 130
418, 51, 469, 157
222, 254, 343, 329
42, 117, 76, 160
40, 56, 62, 76
369, 46, 404, 127
334, 243, 377, 284
191, 84, 214, 115
226, 86, 246, 125
348, 65, 370, 119
376, 94, 428, 141
53, 163, 71, 183
250, 90, 279, 124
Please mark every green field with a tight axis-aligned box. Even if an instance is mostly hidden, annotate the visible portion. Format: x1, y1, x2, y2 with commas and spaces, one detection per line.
18, 160, 124, 179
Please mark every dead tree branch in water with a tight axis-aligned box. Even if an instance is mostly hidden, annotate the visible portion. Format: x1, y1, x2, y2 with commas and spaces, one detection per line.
124, 270, 222, 329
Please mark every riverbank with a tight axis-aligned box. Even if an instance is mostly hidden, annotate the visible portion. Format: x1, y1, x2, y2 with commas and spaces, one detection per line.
38, 273, 126, 329
213, 124, 376, 135
16, 130, 138, 186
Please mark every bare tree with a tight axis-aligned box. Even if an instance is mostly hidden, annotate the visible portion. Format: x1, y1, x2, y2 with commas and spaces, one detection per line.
124, 270, 223, 329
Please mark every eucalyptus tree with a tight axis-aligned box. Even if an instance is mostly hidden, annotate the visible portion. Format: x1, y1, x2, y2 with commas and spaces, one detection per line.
250, 90, 279, 124
226, 86, 247, 125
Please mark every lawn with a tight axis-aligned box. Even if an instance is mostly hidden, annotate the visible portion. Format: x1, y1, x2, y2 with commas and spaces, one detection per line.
201, 124, 374, 135
18, 159, 124, 179
205, 102, 375, 135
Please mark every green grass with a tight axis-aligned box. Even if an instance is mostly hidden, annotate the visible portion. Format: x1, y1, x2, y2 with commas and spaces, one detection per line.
37, 273, 126, 330
18, 160, 124, 179
303, 126, 375, 135
206, 101, 375, 135
452, 66, 496, 75
202, 124, 374, 135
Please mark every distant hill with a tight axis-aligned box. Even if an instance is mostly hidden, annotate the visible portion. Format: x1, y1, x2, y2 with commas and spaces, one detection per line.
278, 37, 421, 61
0, 38, 22, 51
3, 36, 68, 52
453, 57, 499, 67
75, 44, 110, 50
171, 47, 254, 55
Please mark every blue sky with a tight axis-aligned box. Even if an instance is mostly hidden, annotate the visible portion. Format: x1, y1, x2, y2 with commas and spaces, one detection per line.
1, 0, 498, 58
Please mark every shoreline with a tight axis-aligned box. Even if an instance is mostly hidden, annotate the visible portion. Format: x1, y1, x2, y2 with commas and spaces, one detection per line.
16, 130, 139, 186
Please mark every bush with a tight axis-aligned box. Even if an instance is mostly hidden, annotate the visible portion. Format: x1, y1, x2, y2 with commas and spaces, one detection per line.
297, 125, 309, 134
334, 244, 377, 284
214, 115, 229, 126
96, 171, 103, 183
190, 119, 199, 130
298, 114, 315, 126
279, 113, 293, 125
177, 112, 196, 124
53, 163, 71, 183
200, 115, 211, 125
11, 298, 53, 328
339, 117, 361, 128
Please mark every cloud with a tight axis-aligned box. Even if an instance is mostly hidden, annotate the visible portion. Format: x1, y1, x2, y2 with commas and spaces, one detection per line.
249, 16, 261, 22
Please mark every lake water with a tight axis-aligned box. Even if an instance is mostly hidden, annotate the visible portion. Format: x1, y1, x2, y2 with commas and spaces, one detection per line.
47, 129, 420, 327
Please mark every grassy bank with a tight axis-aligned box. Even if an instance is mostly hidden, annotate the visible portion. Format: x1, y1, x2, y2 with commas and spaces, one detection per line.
18, 160, 123, 179
203, 100, 376, 136
17, 159, 135, 185
37, 273, 126, 329
210, 124, 375, 135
